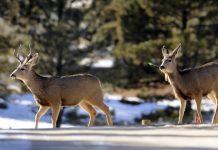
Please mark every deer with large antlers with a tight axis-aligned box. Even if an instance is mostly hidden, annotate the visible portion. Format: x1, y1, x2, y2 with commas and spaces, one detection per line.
160, 43, 218, 124
10, 45, 113, 128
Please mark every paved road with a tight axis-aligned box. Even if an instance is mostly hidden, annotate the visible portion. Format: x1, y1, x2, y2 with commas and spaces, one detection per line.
0, 124, 218, 150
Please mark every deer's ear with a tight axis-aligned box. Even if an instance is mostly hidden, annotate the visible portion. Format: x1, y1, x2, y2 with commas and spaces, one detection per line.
171, 43, 181, 57
27, 53, 39, 67
162, 45, 169, 56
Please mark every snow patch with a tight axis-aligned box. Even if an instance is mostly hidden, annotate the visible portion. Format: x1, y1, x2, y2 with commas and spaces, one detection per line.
0, 94, 73, 129
0, 93, 216, 129
92, 58, 114, 68
191, 99, 215, 112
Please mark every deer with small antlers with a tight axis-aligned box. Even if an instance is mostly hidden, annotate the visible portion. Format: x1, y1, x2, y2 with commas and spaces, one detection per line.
10, 45, 113, 128
160, 43, 218, 124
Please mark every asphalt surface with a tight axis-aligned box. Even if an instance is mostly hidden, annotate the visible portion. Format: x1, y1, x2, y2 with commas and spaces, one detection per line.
0, 124, 218, 150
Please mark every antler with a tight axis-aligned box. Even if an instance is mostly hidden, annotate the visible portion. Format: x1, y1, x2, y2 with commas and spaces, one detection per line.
24, 43, 33, 63
28, 43, 32, 56
14, 44, 23, 64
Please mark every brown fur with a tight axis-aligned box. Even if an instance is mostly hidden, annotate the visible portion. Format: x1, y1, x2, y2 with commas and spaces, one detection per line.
11, 47, 113, 128
160, 44, 218, 124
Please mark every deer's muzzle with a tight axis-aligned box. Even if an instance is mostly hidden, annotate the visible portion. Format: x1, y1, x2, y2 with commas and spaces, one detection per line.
10, 73, 16, 79
159, 65, 165, 70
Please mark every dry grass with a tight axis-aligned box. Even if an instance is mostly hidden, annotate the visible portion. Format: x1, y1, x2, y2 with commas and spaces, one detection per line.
104, 83, 174, 100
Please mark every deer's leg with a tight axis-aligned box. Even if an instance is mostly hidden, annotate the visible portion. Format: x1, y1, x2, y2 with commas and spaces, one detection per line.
207, 93, 216, 104
178, 98, 187, 124
211, 93, 218, 124
212, 105, 218, 124
207, 93, 218, 124
51, 104, 61, 128
194, 95, 203, 124
79, 101, 96, 127
35, 106, 49, 128
96, 103, 113, 126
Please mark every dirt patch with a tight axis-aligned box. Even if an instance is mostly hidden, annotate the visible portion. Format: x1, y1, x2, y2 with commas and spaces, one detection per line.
105, 83, 174, 100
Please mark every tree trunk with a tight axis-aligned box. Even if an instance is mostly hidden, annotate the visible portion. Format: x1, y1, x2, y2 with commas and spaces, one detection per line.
181, 8, 189, 66
56, 50, 64, 128
181, 7, 193, 122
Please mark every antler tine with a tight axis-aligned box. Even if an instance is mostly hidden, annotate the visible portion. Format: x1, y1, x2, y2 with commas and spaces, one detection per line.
14, 44, 22, 63
23, 43, 34, 63
162, 45, 166, 51
28, 43, 32, 56
17, 44, 22, 56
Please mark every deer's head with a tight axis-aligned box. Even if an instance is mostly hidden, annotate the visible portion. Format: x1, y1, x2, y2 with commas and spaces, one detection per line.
159, 43, 181, 74
10, 45, 39, 81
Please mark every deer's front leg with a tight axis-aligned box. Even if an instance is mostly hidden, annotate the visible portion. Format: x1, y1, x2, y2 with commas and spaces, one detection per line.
178, 98, 187, 124
51, 104, 61, 128
35, 106, 49, 128
194, 95, 203, 124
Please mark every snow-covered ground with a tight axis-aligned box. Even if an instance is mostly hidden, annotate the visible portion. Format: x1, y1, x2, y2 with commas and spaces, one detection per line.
0, 93, 216, 129
0, 94, 72, 129
104, 94, 166, 123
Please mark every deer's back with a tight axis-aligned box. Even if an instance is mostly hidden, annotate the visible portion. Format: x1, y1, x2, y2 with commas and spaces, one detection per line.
47, 74, 103, 106
174, 62, 218, 99
193, 62, 218, 92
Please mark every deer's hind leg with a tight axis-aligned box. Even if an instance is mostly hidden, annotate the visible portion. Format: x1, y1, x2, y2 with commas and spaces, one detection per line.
79, 101, 97, 127
88, 92, 113, 126
212, 105, 218, 124
207, 93, 217, 104
88, 100, 113, 126
208, 92, 218, 124
95, 102, 113, 126
194, 95, 203, 124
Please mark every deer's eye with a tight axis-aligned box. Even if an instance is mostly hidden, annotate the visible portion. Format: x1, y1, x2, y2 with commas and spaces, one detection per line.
167, 59, 172, 62
20, 68, 25, 71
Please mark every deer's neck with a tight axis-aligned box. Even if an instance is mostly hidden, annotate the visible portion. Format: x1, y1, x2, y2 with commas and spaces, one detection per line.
165, 68, 183, 89
167, 70, 182, 85
166, 68, 191, 99
23, 71, 47, 96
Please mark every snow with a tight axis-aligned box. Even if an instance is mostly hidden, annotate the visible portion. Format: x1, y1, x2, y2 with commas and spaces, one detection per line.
104, 94, 166, 123
0, 98, 5, 104
191, 99, 215, 112
157, 99, 180, 108
105, 100, 166, 123
0, 93, 216, 129
92, 58, 114, 68
80, 57, 91, 65
79, 57, 114, 68
0, 94, 73, 129
0, 118, 52, 129
104, 93, 122, 101
71, 0, 93, 8
7, 83, 21, 93
158, 99, 215, 112
0, 125, 218, 150
69, 94, 167, 124
124, 97, 144, 103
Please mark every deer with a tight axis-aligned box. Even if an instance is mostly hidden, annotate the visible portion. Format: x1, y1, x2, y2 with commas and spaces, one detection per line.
159, 43, 218, 124
10, 45, 113, 128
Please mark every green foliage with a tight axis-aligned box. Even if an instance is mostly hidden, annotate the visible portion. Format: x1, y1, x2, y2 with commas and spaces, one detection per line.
84, 0, 218, 86
0, 0, 218, 90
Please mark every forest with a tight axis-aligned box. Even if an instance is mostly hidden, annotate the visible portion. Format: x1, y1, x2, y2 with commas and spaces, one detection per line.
0, 0, 218, 127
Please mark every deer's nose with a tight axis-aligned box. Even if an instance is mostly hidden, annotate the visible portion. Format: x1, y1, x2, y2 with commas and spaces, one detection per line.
159, 65, 165, 70
10, 74, 16, 78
